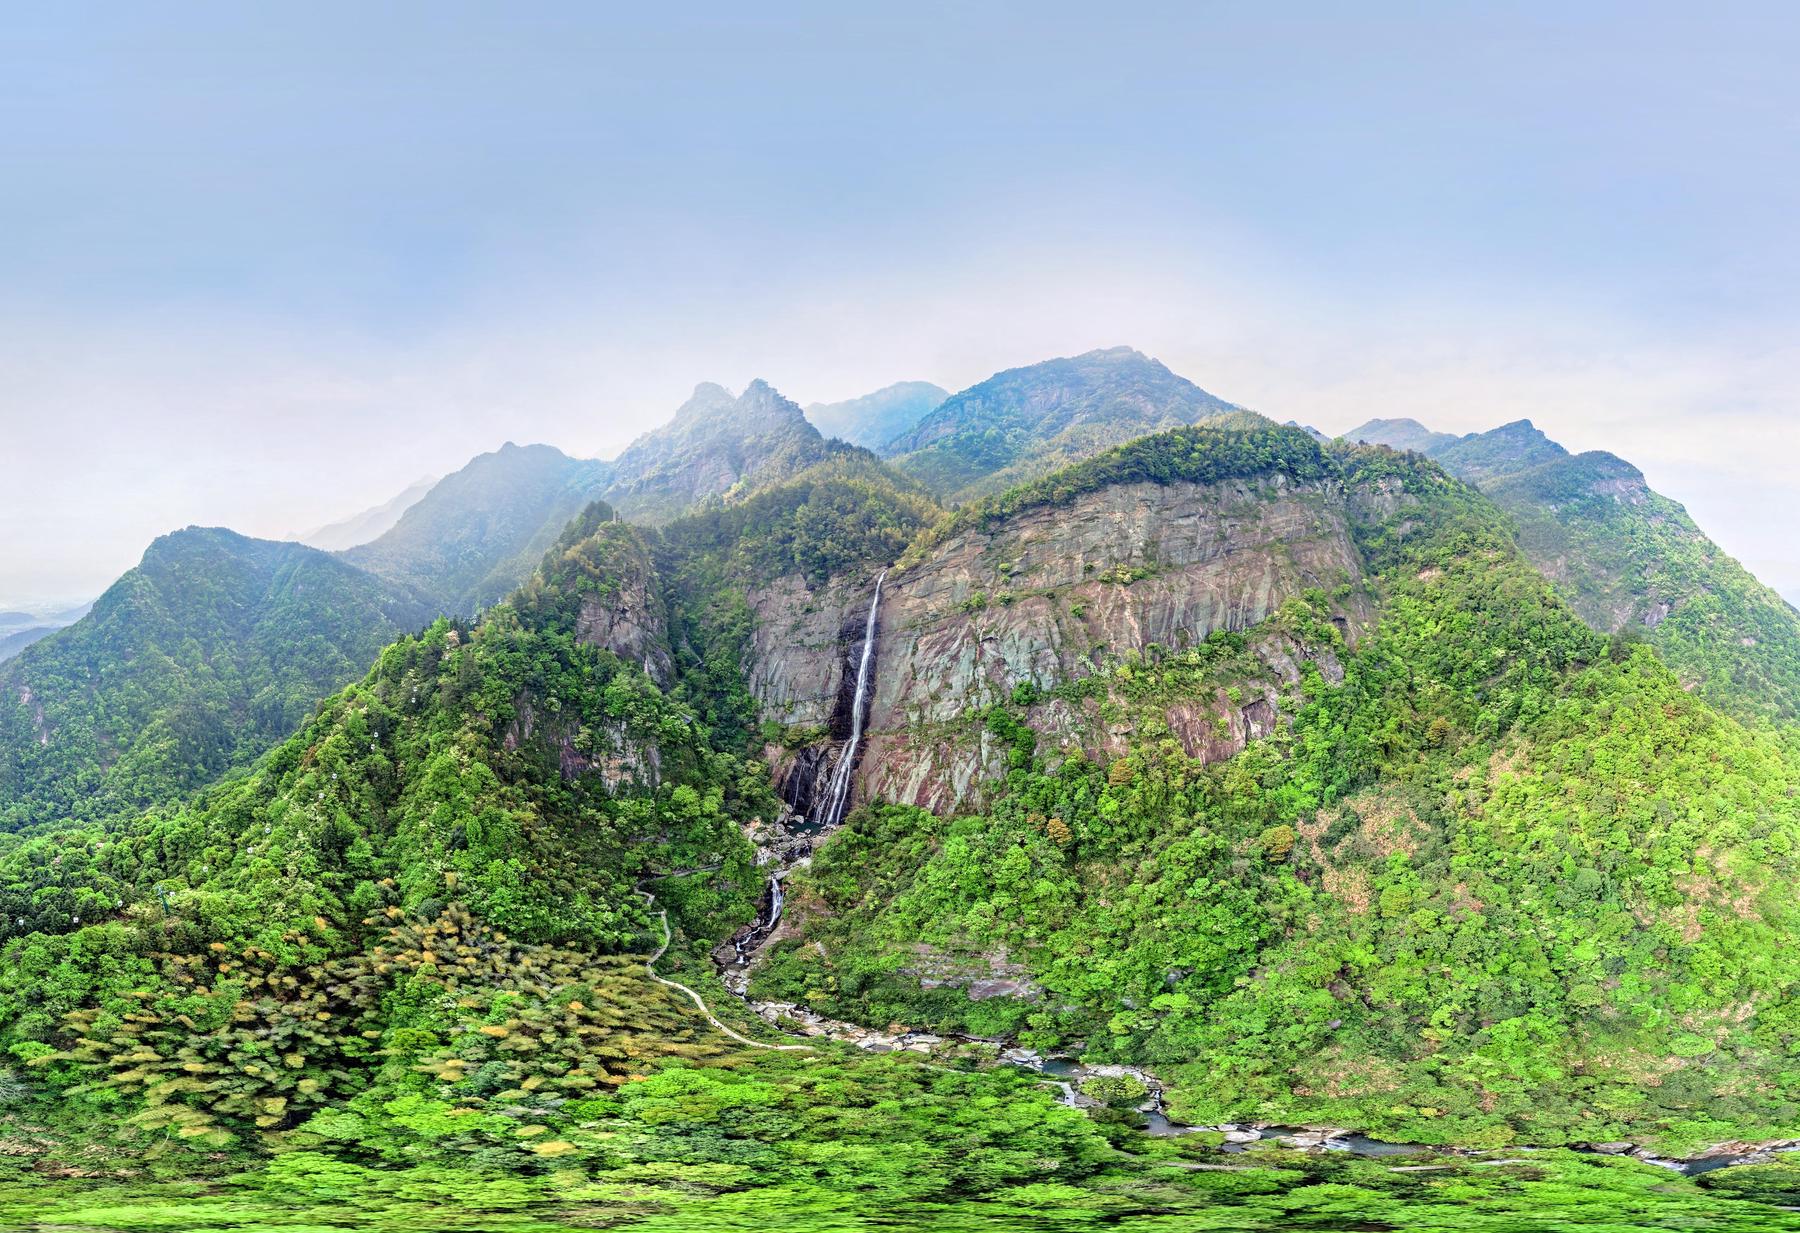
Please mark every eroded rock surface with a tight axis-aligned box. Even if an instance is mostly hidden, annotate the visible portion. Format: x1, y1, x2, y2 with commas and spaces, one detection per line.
741, 474, 1379, 815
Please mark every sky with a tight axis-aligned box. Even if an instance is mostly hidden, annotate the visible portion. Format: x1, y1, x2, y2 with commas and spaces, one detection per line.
4, 2, 1800, 607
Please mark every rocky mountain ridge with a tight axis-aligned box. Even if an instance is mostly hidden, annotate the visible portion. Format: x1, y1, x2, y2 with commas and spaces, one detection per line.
600, 380, 836, 524
1341, 414, 1800, 719
888, 347, 1242, 502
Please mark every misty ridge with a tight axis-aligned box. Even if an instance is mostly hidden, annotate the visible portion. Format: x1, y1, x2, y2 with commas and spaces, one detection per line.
13, 7, 1800, 1230
9, 332, 1800, 1229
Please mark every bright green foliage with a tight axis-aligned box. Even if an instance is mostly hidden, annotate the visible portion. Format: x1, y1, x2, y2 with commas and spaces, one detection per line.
760, 438, 1800, 1153
1488, 450, 1800, 721
0, 528, 431, 833
12, 1142, 1800, 1229
10, 414, 1800, 1230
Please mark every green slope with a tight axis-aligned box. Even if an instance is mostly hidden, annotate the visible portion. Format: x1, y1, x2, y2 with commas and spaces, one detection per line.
0, 528, 431, 833
10, 431, 1800, 1227
343, 441, 613, 616
888, 346, 1242, 503
754, 434, 1800, 1152
1341, 417, 1800, 721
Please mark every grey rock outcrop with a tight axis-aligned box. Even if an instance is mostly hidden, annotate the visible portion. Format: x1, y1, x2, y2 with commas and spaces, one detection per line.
742, 473, 1376, 816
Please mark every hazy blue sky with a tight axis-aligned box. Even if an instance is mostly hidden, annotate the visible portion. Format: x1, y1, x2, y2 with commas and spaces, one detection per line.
4, 3, 1800, 605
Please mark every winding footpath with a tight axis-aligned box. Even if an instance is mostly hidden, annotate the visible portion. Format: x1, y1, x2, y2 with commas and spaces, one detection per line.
635, 886, 812, 1052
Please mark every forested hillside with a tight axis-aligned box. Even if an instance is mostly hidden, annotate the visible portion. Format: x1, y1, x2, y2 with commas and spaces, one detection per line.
887, 347, 1241, 502
759, 433, 1800, 1153
344, 442, 613, 615
11, 391, 1800, 1230
1344, 417, 1800, 720
0, 528, 431, 833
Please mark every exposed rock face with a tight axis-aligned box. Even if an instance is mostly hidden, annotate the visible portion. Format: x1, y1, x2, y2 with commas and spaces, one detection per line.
505, 698, 660, 793
575, 572, 673, 688
902, 944, 1045, 1003
745, 573, 861, 729
742, 474, 1375, 816
603, 381, 832, 525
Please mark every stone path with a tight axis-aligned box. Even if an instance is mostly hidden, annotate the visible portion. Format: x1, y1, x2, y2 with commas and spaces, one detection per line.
636, 888, 812, 1052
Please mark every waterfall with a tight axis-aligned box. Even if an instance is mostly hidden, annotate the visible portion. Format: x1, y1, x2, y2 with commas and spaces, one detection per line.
820, 570, 885, 829
734, 872, 788, 965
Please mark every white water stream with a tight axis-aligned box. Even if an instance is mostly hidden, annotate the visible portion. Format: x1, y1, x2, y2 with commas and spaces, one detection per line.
820, 569, 885, 829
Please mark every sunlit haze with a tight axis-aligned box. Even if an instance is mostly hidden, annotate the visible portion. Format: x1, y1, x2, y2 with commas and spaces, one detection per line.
4, 3, 1799, 605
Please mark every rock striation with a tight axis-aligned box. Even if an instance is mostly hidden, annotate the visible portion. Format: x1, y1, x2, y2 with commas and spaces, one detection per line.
744, 472, 1377, 816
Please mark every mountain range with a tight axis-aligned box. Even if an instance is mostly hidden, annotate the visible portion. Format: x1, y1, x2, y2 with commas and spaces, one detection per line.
1343, 416, 1800, 720
295, 473, 438, 552
8, 346, 1800, 1227
805, 380, 948, 451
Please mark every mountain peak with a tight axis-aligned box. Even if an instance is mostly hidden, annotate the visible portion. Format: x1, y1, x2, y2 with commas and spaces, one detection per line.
598, 378, 829, 524
1339, 417, 1463, 454
807, 381, 950, 452
886, 349, 1239, 501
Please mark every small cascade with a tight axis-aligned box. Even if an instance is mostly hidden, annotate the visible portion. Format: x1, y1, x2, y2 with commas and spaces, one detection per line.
820, 570, 886, 829
733, 873, 787, 965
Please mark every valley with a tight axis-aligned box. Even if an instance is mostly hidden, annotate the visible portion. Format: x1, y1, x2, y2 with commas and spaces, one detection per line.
8, 351, 1800, 1230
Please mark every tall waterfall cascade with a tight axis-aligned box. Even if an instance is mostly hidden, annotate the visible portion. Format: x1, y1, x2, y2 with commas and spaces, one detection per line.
821, 570, 886, 829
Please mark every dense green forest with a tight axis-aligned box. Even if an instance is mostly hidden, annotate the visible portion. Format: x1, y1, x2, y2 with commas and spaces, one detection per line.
11, 412, 1800, 1230
0, 529, 432, 833
760, 445, 1800, 1151
1346, 416, 1800, 722
886, 347, 1242, 502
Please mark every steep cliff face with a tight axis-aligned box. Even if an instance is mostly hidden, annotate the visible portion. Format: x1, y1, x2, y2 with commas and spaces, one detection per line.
744, 572, 862, 731
744, 471, 1375, 817
572, 543, 674, 689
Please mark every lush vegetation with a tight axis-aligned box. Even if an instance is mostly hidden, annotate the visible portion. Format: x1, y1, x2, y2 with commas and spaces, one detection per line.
0, 528, 431, 834
758, 442, 1800, 1154
1489, 450, 1800, 721
344, 442, 613, 616
12, 402, 1800, 1228
662, 454, 940, 589
888, 346, 1241, 502
1347, 417, 1800, 722
16, 1141, 1800, 1230
903, 419, 1334, 560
